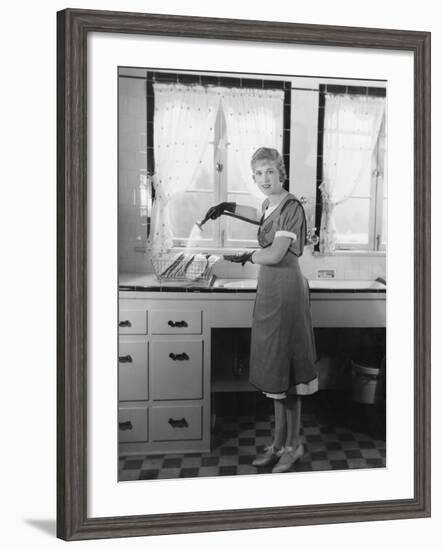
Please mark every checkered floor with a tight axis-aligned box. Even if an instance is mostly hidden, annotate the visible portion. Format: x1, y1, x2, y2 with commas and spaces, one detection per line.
119, 397, 386, 481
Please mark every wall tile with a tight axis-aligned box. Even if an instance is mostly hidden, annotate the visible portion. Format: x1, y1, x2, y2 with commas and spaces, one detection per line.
369, 259, 387, 280
119, 151, 136, 171
138, 132, 147, 150
134, 251, 151, 274
119, 131, 132, 153
344, 260, 362, 280
359, 258, 372, 279
135, 150, 147, 170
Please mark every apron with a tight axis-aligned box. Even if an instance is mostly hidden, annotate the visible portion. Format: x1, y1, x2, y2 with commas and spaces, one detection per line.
249, 194, 318, 395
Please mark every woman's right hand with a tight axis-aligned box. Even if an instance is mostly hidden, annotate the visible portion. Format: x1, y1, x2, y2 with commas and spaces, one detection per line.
203, 202, 236, 221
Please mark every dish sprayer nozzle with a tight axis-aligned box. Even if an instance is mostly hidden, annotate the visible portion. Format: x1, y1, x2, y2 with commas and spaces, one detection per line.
195, 215, 211, 231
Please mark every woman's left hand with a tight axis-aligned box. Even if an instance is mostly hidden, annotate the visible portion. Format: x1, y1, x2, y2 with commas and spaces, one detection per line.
223, 252, 255, 266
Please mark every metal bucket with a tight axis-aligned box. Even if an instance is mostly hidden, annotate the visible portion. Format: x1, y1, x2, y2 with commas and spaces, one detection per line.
351, 361, 380, 404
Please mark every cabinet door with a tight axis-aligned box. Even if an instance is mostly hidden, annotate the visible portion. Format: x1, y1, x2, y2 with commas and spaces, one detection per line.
119, 309, 147, 334
151, 405, 202, 441
150, 340, 203, 400
118, 405, 148, 443
150, 310, 202, 334
118, 340, 148, 401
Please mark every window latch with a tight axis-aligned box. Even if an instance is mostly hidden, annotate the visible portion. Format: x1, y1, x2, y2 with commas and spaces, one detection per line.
216, 162, 223, 173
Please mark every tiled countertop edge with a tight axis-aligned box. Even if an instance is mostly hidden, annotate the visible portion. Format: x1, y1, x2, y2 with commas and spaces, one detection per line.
119, 285, 386, 294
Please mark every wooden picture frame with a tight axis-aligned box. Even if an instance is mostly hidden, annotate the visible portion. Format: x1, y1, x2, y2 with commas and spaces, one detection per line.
57, 8, 431, 540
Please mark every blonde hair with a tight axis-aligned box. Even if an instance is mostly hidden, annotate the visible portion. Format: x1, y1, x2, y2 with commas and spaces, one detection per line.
251, 147, 287, 182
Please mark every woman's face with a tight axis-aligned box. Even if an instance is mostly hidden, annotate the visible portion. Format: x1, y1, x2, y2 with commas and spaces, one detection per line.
252, 160, 284, 197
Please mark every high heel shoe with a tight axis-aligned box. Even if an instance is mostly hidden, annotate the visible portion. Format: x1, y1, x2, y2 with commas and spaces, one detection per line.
271, 444, 304, 473
252, 445, 285, 467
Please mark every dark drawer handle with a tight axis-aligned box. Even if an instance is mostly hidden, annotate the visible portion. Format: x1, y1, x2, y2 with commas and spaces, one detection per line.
119, 421, 133, 431
168, 417, 188, 428
119, 320, 132, 328
168, 320, 188, 328
169, 352, 189, 361
119, 354, 133, 363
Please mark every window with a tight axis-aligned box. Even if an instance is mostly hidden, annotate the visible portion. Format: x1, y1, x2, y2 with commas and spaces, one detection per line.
146, 71, 291, 254
315, 85, 386, 253
170, 102, 263, 249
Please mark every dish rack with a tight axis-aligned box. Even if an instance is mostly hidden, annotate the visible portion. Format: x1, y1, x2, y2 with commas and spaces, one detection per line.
151, 254, 216, 286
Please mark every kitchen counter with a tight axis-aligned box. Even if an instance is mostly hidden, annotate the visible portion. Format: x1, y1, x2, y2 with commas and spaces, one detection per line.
119, 273, 386, 293
118, 272, 386, 456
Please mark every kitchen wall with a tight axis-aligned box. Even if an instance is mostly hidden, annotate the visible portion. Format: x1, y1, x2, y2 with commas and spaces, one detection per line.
118, 72, 149, 273
118, 69, 386, 281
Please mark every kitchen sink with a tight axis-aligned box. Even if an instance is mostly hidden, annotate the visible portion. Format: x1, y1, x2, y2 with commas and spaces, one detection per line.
308, 280, 386, 290
214, 278, 257, 289
213, 278, 386, 291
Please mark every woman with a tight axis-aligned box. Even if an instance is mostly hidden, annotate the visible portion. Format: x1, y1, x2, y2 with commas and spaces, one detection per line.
204, 147, 318, 473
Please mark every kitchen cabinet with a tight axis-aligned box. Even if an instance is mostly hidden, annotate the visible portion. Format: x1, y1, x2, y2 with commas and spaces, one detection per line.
118, 340, 148, 401
118, 298, 211, 455
118, 282, 386, 456
150, 340, 203, 400
118, 404, 149, 443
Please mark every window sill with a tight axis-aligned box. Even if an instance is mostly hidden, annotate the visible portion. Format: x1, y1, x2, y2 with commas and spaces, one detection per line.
134, 245, 256, 255
136, 245, 386, 258
171, 246, 255, 255
312, 249, 386, 258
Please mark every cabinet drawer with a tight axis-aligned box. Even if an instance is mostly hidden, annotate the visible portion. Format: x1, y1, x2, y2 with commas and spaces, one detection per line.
118, 405, 148, 443
151, 405, 202, 441
150, 310, 202, 335
119, 309, 147, 334
118, 340, 148, 401
150, 341, 203, 400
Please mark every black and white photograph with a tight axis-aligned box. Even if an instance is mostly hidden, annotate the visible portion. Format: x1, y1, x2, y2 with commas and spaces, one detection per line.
117, 66, 387, 482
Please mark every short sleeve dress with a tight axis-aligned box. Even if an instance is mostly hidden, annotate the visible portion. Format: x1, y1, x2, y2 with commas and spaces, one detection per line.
249, 193, 318, 398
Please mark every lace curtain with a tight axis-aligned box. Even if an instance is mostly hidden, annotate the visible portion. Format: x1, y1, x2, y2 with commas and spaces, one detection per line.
148, 83, 220, 255
319, 93, 386, 253
221, 88, 284, 200
148, 83, 284, 255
